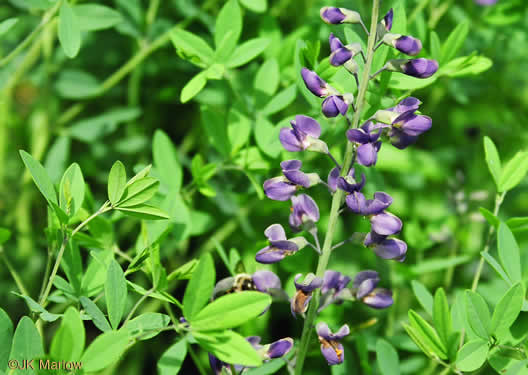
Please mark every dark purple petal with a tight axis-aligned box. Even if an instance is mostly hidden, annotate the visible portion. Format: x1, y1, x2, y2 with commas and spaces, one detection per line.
357, 142, 379, 167
371, 212, 403, 236
363, 288, 394, 309
353, 270, 379, 291
280, 159, 302, 171
252, 270, 282, 292
362, 192, 393, 215
295, 115, 321, 138
346, 128, 370, 144
328, 167, 340, 193
329, 33, 344, 52
400, 114, 432, 136
316, 322, 332, 339
294, 273, 323, 292
321, 271, 341, 294
247, 336, 262, 348
320, 7, 346, 24
256, 247, 286, 264
383, 8, 393, 31
337, 171, 366, 193
475, 0, 498, 5
389, 127, 418, 149
279, 128, 303, 152
301, 68, 328, 97
283, 170, 311, 187
356, 277, 378, 299
321, 343, 344, 365
267, 338, 294, 358
334, 324, 351, 340
394, 36, 422, 56
330, 47, 353, 66
371, 238, 407, 262
363, 231, 387, 246
264, 223, 287, 241
345, 191, 367, 214
209, 353, 226, 375
322, 96, 349, 118
289, 194, 320, 230
392, 97, 421, 113
269, 240, 298, 251
402, 58, 439, 78
263, 177, 297, 201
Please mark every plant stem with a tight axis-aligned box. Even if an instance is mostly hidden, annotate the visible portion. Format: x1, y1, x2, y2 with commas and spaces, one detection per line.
188, 344, 208, 375
39, 201, 112, 307
123, 288, 154, 326
293, 1, 381, 373
0, 246, 30, 296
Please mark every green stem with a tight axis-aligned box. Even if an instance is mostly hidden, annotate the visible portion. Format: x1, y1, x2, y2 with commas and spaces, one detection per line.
0, 246, 30, 296
0, 0, 61, 68
39, 201, 112, 307
123, 288, 154, 326
188, 345, 208, 375
293, 1, 381, 374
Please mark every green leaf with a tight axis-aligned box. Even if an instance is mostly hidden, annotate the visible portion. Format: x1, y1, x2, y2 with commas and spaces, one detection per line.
465, 290, 491, 340
227, 38, 270, 68
0, 228, 11, 245
227, 109, 251, 155
376, 339, 400, 375
59, 163, 85, 217
50, 307, 85, 361
158, 338, 187, 375
240, 0, 267, 13
433, 288, 452, 348
255, 116, 282, 159
58, 1, 82, 58
498, 151, 528, 192
118, 177, 159, 207
126, 164, 152, 187
430, 31, 441, 61
479, 207, 499, 228
68, 107, 141, 142
11, 292, 61, 322
153, 130, 182, 193
214, 0, 242, 56
181, 71, 207, 103
125, 313, 170, 340
9, 316, 44, 373
484, 136, 502, 187
108, 161, 127, 205
491, 283, 524, 336
73, 4, 123, 31
167, 259, 198, 281
201, 106, 230, 157
19, 150, 57, 206
456, 339, 489, 372
116, 205, 170, 220
81, 330, 130, 372
481, 251, 512, 285
409, 255, 471, 274
0, 308, 14, 373
402, 323, 436, 359
411, 280, 433, 317
439, 55, 493, 78
261, 84, 297, 116
80, 296, 112, 332
408, 310, 447, 359
440, 21, 469, 64
254, 58, 279, 96
191, 292, 271, 331
183, 253, 215, 320
498, 222, 522, 283
194, 330, 262, 367
171, 28, 214, 67
0, 18, 18, 36
105, 259, 128, 330
55, 69, 100, 99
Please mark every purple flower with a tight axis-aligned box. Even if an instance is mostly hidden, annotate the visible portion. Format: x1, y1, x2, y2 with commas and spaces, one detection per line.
352, 271, 393, 309
318, 270, 352, 312
316, 322, 350, 365
346, 121, 384, 167
252, 270, 282, 293
364, 232, 407, 262
320, 7, 361, 25
385, 58, 439, 78
256, 224, 307, 264
263, 337, 294, 359
382, 8, 393, 31
301, 68, 329, 97
336, 167, 366, 194
289, 194, 320, 231
383, 34, 422, 56
327, 167, 340, 193
329, 33, 344, 51
475, 0, 497, 5
263, 160, 320, 201
322, 95, 349, 117
213, 271, 283, 299
291, 273, 323, 317
279, 115, 328, 153
370, 211, 403, 236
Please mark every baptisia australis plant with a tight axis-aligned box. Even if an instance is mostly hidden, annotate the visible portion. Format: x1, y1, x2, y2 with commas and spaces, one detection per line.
255, 1, 438, 373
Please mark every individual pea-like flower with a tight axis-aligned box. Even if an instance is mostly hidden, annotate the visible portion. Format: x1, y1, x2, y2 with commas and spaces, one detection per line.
346, 121, 384, 167
256, 224, 308, 264
327, 167, 341, 193
213, 270, 283, 299
289, 194, 320, 232
318, 270, 352, 312
351, 270, 393, 309
382, 8, 393, 31
382, 34, 423, 56
322, 95, 349, 118
263, 160, 320, 201
384, 58, 439, 78
316, 322, 350, 365
364, 231, 407, 262
291, 273, 323, 317
475, 0, 498, 5
320, 7, 361, 25
279, 115, 329, 154
328, 34, 362, 70
301, 68, 330, 97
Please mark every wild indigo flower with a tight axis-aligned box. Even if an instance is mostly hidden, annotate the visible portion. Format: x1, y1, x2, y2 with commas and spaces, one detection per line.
320, 7, 362, 25
352, 270, 393, 309
322, 95, 349, 117
289, 194, 320, 231
318, 270, 352, 312
328, 34, 362, 68
279, 115, 328, 153
346, 121, 383, 167
301, 68, 330, 97
385, 58, 439, 78
382, 8, 393, 31
327, 167, 341, 193
382, 34, 423, 56
256, 224, 307, 264
291, 273, 323, 317
316, 322, 350, 365
263, 160, 320, 201
364, 231, 407, 262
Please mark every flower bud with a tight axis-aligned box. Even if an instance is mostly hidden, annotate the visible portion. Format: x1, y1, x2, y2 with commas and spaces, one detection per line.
301, 68, 329, 97
385, 58, 439, 78
322, 95, 348, 118
383, 34, 422, 56
320, 7, 361, 25
382, 8, 393, 31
